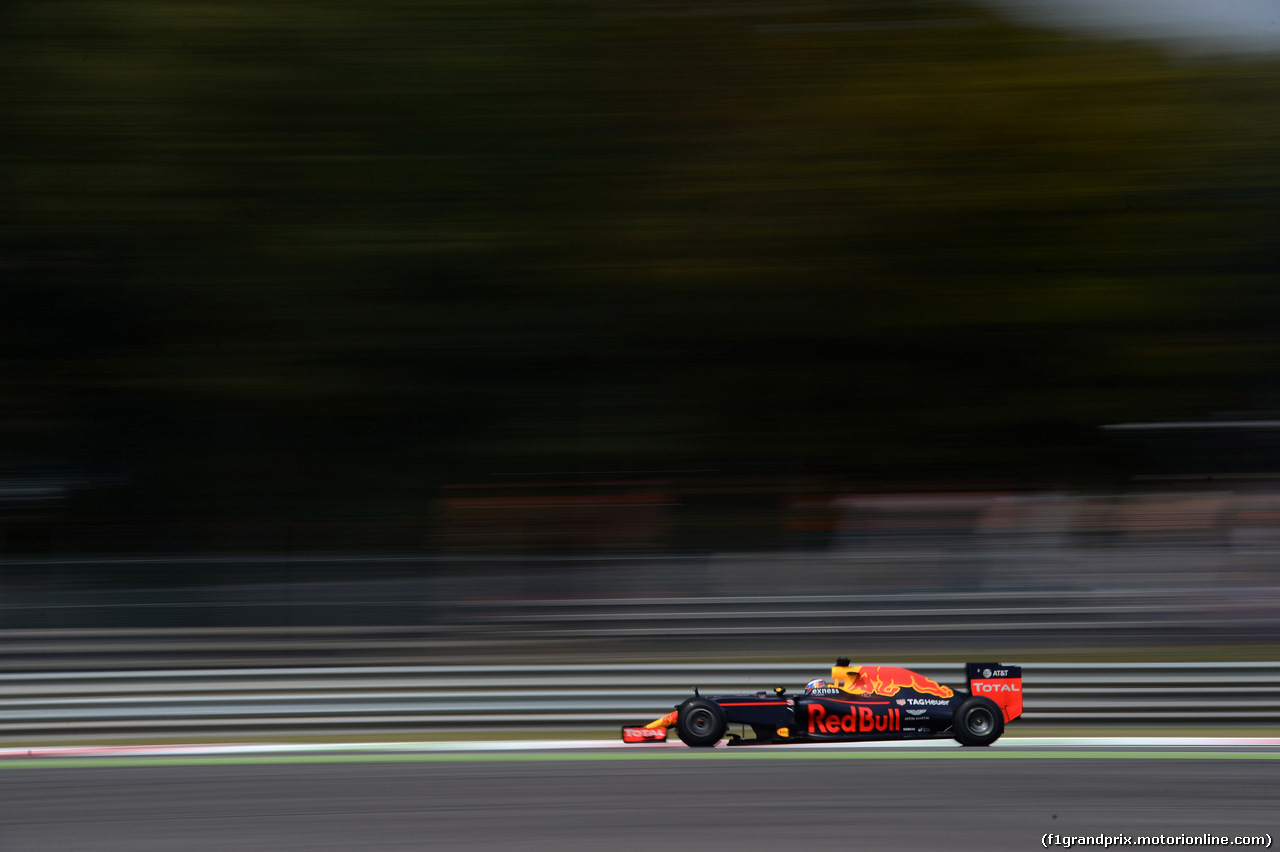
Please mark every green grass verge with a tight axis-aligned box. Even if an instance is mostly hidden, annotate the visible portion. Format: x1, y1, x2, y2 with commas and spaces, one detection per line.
4, 750, 1280, 770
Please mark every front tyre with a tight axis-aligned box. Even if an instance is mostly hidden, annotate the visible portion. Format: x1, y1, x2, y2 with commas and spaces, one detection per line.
953, 696, 1004, 747
677, 698, 727, 747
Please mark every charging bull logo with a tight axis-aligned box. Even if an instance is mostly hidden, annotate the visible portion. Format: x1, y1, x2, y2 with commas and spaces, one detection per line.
847, 666, 954, 699
808, 703, 902, 734
646, 711, 678, 729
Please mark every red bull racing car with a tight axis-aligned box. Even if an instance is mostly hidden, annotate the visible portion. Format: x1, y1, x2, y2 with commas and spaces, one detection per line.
622, 660, 1022, 747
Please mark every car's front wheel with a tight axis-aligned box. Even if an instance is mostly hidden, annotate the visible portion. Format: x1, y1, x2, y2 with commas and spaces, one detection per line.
952, 696, 1004, 747
677, 698, 727, 747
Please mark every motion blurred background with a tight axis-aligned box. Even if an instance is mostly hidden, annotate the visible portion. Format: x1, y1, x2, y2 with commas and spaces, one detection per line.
3, 0, 1280, 733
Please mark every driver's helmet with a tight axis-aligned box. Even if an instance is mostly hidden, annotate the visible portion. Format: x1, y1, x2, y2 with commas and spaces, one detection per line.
805, 678, 827, 691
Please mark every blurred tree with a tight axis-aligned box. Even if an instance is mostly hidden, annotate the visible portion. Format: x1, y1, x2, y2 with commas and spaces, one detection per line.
2, 0, 1279, 549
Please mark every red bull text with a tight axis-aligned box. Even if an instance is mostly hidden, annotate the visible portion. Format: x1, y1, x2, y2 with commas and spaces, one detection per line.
807, 703, 903, 734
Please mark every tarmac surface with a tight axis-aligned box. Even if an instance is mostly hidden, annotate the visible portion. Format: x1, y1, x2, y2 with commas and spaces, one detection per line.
2, 740, 1277, 851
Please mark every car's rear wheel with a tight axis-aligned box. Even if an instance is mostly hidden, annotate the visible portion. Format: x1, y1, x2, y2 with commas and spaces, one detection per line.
677, 698, 727, 747
953, 696, 1004, 746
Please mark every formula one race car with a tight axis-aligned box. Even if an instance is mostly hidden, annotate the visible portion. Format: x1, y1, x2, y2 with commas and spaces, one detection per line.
622, 660, 1022, 747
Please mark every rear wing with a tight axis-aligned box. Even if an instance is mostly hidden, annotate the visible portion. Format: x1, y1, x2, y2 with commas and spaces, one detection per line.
966, 662, 1023, 722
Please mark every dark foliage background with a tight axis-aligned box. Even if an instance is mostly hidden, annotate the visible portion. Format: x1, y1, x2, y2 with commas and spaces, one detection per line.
3, 0, 1280, 552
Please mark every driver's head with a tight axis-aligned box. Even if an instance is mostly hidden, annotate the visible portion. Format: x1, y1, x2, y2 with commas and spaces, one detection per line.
805, 678, 827, 691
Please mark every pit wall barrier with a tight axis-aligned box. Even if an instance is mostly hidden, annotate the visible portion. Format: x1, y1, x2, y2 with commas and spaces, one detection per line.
0, 661, 1273, 738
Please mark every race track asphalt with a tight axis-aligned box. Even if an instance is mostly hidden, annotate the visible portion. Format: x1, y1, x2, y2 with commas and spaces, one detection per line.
2, 747, 1277, 851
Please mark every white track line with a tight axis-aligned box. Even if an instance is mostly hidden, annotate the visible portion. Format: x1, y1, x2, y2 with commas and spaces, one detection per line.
2, 736, 1280, 758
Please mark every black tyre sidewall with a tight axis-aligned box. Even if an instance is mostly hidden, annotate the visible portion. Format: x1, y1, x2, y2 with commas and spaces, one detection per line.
953, 696, 1004, 747
677, 698, 727, 747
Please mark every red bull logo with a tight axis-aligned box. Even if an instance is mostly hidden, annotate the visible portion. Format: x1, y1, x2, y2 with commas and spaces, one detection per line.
847, 666, 954, 699
647, 711, 678, 729
807, 703, 902, 734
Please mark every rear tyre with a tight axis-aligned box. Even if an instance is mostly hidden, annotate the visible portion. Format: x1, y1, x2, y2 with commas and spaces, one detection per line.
953, 696, 1004, 747
677, 698, 727, 747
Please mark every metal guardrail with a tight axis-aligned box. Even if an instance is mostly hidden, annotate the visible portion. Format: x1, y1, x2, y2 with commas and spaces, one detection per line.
1, 662, 1277, 737
3, 583, 1278, 670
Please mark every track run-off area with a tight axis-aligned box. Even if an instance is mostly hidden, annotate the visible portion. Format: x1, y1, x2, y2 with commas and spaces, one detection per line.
1, 736, 1279, 765
2, 738, 1276, 851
